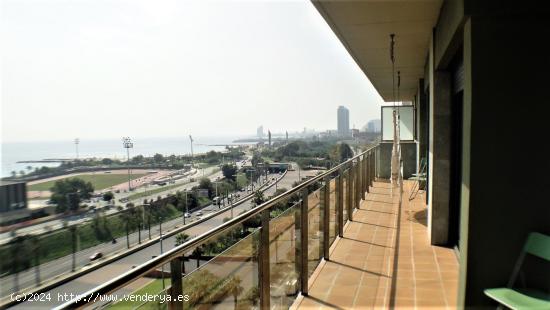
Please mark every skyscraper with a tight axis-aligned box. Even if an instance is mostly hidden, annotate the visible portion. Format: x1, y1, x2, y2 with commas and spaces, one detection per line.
257, 126, 264, 139
337, 106, 350, 137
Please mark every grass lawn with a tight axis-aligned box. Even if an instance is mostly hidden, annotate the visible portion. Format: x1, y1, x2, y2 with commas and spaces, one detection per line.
108, 278, 171, 309
28, 173, 147, 191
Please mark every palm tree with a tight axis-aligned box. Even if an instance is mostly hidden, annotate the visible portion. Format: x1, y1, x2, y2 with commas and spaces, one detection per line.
228, 276, 243, 308
10, 235, 31, 292
175, 233, 190, 274
192, 246, 203, 269
120, 207, 134, 249
30, 235, 42, 286
136, 206, 144, 244
175, 233, 190, 246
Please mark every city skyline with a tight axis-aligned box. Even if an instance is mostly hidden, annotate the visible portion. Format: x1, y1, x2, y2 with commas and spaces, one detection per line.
1, 0, 384, 143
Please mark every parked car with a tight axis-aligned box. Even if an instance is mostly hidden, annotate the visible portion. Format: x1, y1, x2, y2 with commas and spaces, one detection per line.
184, 212, 191, 218
195, 211, 203, 216
90, 252, 103, 261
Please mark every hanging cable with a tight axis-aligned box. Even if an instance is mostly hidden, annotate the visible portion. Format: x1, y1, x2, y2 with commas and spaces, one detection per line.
390, 34, 399, 187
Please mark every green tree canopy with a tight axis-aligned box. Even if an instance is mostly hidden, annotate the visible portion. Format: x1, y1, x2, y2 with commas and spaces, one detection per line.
222, 164, 238, 181
198, 178, 214, 198
103, 191, 114, 202
50, 177, 94, 213
153, 153, 164, 163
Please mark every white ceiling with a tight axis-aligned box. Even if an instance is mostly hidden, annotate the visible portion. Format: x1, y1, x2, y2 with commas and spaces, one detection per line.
312, 0, 442, 101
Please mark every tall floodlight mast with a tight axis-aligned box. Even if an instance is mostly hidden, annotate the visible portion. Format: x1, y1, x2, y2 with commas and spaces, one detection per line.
74, 138, 80, 160
189, 135, 194, 167
122, 137, 134, 191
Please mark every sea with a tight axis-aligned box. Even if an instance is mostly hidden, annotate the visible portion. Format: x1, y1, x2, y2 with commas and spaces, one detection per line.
1, 135, 254, 177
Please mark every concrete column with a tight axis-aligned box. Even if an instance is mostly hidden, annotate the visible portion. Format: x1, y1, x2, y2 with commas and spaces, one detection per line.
428, 34, 453, 246
417, 79, 428, 165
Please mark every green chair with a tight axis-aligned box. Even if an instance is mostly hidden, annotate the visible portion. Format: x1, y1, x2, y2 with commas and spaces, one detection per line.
408, 157, 426, 201
484, 232, 550, 309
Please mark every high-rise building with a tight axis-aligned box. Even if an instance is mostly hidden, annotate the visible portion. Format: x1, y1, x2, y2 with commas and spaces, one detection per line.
367, 119, 381, 133
256, 126, 264, 139
337, 106, 350, 136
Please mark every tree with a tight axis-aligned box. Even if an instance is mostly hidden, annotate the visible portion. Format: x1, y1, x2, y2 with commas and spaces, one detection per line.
251, 152, 263, 167
198, 178, 214, 198
10, 171, 16, 178
120, 204, 137, 248
228, 276, 243, 308
132, 155, 144, 164
50, 178, 94, 213
252, 190, 265, 206
10, 235, 32, 292
91, 212, 112, 242
175, 233, 190, 246
222, 164, 238, 181
153, 153, 164, 163
103, 191, 114, 202
192, 246, 203, 268
174, 233, 190, 274
26, 166, 33, 172
101, 158, 113, 165
236, 173, 248, 189
338, 143, 353, 161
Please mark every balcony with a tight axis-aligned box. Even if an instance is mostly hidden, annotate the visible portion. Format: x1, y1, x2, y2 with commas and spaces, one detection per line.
293, 181, 458, 309
53, 145, 459, 310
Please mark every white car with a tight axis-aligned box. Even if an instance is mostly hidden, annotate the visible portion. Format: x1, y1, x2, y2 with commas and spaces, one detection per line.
184, 213, 191, 218
195, 211, 203, 216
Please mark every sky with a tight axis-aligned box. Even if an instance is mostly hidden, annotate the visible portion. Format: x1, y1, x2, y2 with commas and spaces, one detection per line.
1, 0, 384, 143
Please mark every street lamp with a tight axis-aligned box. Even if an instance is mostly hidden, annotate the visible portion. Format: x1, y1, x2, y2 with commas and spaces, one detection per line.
158, 214, 165, 289
189, 135, 194, 167
122, 137, 134, 191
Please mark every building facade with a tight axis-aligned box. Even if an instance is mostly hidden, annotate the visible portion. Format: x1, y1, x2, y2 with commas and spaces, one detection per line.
337, 105, 350, 137
367, 119, 381, 133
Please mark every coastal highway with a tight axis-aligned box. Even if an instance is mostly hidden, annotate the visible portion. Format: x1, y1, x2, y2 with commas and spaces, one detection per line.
0, 157, 258, 296
0, 169, 269, 298
9, 168, 318, 309
0, 165, 222, 244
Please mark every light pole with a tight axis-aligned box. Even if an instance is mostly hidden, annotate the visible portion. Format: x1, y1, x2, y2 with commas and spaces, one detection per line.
123, 137, 133, 191
183, 190, 188, 225
74, 138, 79, 160
140, 204, 149, 243
159, 216, 165, 289
189, 135, 194, 167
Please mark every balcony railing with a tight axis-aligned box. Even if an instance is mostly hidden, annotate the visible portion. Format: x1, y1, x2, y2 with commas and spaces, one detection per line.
55, 145, 379, 310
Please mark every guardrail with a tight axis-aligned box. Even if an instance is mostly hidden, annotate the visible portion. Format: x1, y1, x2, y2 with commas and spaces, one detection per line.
55, 145, 379, 309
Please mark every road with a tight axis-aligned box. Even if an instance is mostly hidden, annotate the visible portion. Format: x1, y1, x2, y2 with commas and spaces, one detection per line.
0, 165, 267, 297
8, 167, 318, 309
0, 165, 221, 244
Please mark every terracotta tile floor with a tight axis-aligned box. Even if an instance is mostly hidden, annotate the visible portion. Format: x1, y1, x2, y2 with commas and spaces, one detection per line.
294, 181, 459, 309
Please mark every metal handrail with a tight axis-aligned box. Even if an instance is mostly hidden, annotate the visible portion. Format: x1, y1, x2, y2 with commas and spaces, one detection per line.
54, 144, 378, 309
